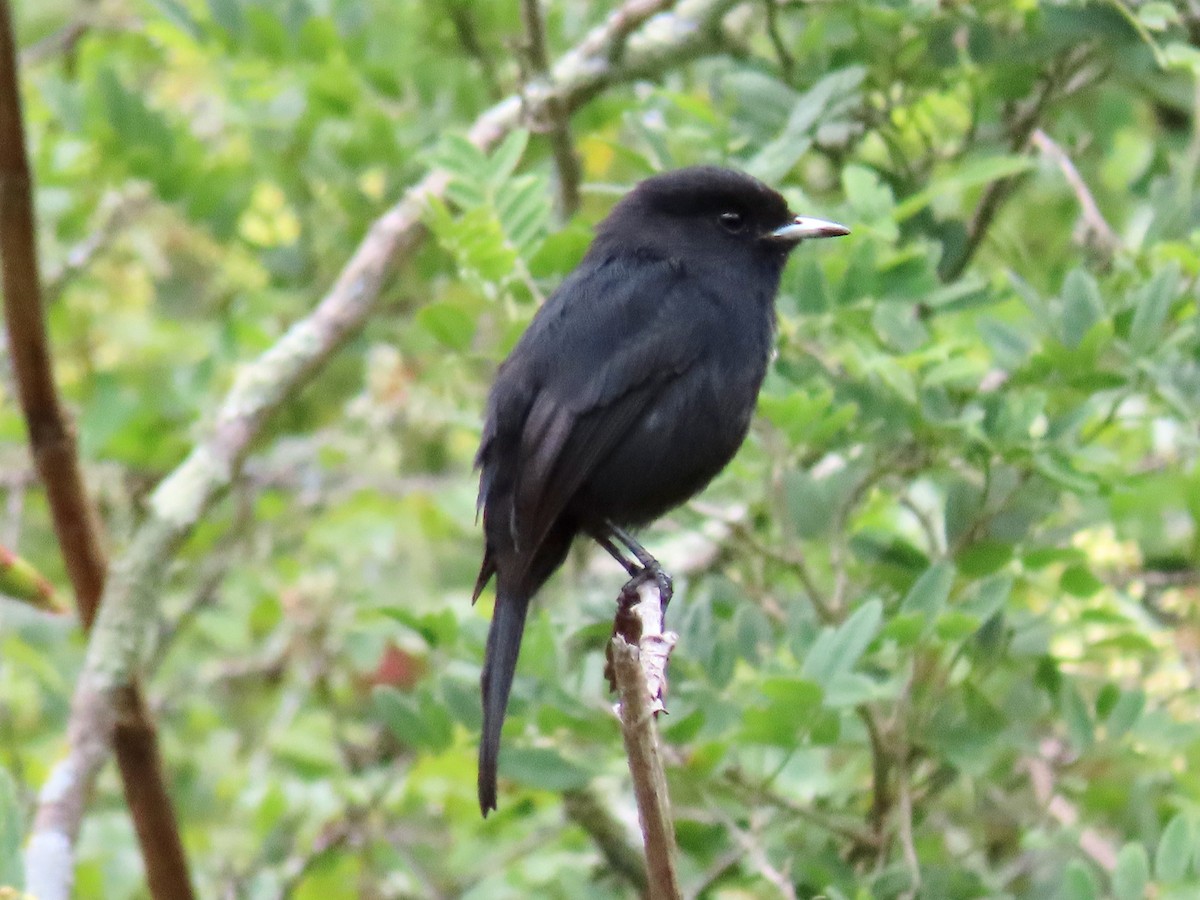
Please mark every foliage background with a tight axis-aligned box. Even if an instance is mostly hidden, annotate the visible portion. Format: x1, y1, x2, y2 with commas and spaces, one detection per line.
3, 0, 1200, 897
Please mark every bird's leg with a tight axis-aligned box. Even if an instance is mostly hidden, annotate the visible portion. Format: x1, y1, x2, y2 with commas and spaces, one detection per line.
593, 533, 642, 578
604, 522, 673, 610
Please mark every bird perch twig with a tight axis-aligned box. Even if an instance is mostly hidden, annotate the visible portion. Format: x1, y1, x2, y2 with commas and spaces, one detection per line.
610, 578, 682, 900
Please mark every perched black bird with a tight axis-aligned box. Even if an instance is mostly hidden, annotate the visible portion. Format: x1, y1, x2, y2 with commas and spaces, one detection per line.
473, 166, 848, 814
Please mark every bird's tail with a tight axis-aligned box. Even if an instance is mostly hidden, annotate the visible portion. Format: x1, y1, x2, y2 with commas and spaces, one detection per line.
478, 587, 530, 816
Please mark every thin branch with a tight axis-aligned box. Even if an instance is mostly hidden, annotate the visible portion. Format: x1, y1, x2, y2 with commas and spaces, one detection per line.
563, 789, 650, 896
0, 3, 194, 897
762, 0, 793, 82
894, 681, 920, 898
726, 514, 834, 623
940, 49, 1106, 281
520, 0, 585, 219
611, 579, 682, 900
1029, 127, 1120, 260
42, 188, 153, 302
723, 768, 878, 848
25, 1, 745, 891
444, 0, 502, 100
720, 811, 796, 900
857, 705, 891, 852
17, 19, 90, 67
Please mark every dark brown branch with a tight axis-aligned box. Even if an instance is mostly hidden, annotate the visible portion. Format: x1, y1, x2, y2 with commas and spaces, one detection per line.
0, 3, 194, 898
521, 0, 584, 219
0, 1, 105, 629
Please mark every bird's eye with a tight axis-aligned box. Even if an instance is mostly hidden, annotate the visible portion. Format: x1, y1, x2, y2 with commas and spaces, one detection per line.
719, 211, 745, 233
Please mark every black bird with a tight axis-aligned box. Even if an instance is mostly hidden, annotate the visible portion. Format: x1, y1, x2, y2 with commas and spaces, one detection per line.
472, 166, 848, 814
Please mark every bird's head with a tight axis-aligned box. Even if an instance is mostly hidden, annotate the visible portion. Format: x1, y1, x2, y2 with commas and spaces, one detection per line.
591, 166, 848, 267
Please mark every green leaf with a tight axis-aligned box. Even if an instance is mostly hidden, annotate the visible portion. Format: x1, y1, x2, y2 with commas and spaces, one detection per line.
148, 0, 203, 39
416, 301, 476, 351
843, 164, 897, 238
207, 0, 244, 37
1129, 262, 1180, 352
747, 67, 865, 183
956, 540, 1014, 577
0, 767, 21, 888
1060, 268, 1106, 348
872, 303, 929, 353
964, 574, 1013, 621
1155, 812, 1194, 882
1060, 564, 1104, 598
1105, 689, 1145, 739
1060, 860, 1099, 900
372, 687, 453, 752
1112, 842, 1150, 900
900, 561, 955, 626
488, 129, 530, 183
802, 599, 883, 686
495, 174, 551, 255
895, 155, 1036, 221
1139, 2, 1180, 30
1060, 683, 1094, 752
500, 746, 592, 792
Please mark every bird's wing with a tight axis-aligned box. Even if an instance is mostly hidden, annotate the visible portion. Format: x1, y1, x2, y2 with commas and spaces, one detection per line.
504, 258, 707, 580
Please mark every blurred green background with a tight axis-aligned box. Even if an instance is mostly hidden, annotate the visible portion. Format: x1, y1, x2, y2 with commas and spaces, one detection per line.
3, 0, 1200, 897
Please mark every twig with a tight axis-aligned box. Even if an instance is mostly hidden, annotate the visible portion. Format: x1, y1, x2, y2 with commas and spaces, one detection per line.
720, 810, 796, 900
1025, 739, 1118, 871
940, 49, 1105, 281
0, 3, 194, 897
17, 19, 90, 67
563, 789, 650, 896
726, 515, 834, 623
762, 0, 793, 82
611, 578, 681, 900
858, 705, 890, 853
685, 845, 746, 899
24, 0, 746, 891
894, 682, 920, 898
1029, 128, 1120, 260
42, 188, 153, 302
444, 1, 502, 100
520, 0, 585, 219
723, 768, 879, 848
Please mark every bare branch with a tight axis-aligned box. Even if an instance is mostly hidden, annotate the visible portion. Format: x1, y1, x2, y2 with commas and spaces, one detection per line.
1029, 127, 1121, 260
940, 49, 1106, 281
563, 789, 650, 896
611, 579, 682, 900
520, 0, 589, 219
42, 188, 153, 302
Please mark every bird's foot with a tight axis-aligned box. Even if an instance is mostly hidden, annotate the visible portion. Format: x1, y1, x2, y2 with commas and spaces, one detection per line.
606, 565, 678, 701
